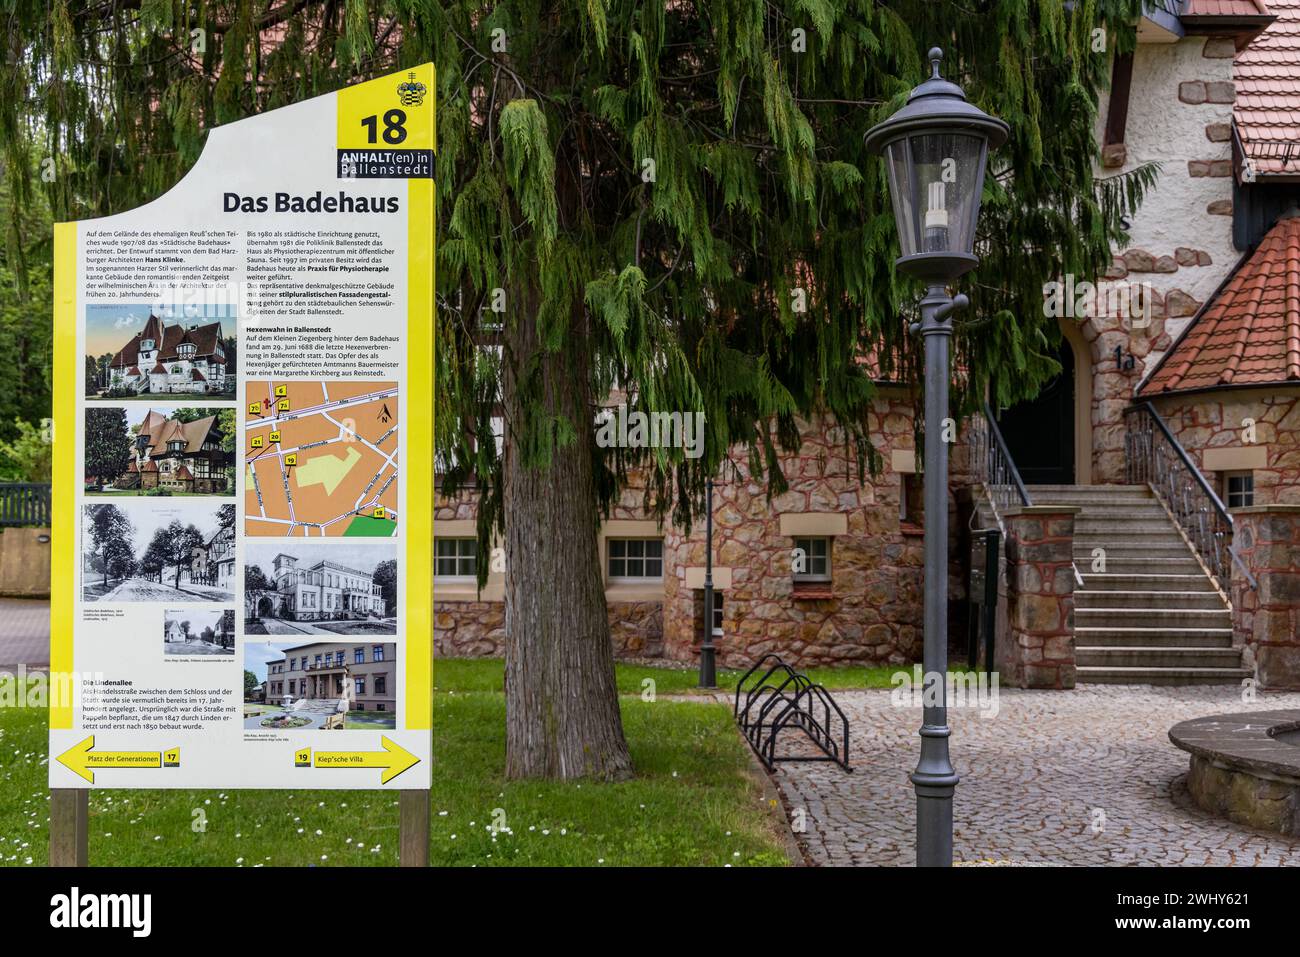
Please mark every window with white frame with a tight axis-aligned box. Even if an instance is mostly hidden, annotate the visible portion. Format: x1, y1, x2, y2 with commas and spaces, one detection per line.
1225, 471, 1254, 508
793, 537, 831, 582
607, 538, 663, 580
435, 538, 477, 579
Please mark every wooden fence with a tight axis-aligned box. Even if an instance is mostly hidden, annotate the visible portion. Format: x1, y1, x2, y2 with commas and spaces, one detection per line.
0, 483, 52, 527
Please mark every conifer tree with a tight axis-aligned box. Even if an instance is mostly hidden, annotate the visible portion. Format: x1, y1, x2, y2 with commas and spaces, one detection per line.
1, 1, 1154, 779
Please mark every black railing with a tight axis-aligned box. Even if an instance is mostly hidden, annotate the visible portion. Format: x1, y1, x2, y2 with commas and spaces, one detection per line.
1124, 401, 1251, 591
0, 483, 51, 527
967, 403, 1033, 519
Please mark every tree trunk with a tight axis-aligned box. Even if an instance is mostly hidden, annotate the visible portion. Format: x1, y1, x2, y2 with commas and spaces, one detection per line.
502, 295, 633, 782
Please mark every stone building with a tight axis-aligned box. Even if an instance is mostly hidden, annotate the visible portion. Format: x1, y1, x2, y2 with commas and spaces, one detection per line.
263, 641, 396, 712
255, 552, 386, 622
435, 1, 1300, 690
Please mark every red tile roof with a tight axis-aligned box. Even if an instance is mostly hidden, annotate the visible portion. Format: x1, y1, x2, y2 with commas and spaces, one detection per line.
1187, 0, 1270, 16
1140, 211, 1300, 395
137, 410, 220, 455
110, 315, 224, 367
1235, 0, 1300, 175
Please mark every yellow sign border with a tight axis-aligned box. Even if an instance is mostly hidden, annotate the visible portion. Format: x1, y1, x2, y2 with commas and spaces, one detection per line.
50, 63, 436, 756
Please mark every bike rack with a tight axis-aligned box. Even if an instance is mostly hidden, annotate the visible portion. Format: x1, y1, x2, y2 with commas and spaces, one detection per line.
733, 654, 852, 772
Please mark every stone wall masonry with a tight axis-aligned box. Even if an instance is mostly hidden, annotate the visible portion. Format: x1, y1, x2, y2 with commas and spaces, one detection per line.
662, 396, 924, 668
1150, 391, 1300, 506
1230, 506, 1300, 691
999, 507, 1079, 689
435, 599, 663, 660
1083, 37, 1240, 482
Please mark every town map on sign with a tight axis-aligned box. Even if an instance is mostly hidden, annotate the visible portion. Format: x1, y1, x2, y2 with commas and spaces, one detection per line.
244, 380, 398, 537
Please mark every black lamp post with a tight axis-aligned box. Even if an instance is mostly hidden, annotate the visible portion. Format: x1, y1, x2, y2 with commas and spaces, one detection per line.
698, 476, 717, 688
865, 47, 1007, 868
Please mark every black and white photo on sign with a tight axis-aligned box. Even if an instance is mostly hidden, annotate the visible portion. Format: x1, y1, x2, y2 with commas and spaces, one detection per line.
244, 542, 396, 636
163, 607, 235, 656
82, 500, 235, 603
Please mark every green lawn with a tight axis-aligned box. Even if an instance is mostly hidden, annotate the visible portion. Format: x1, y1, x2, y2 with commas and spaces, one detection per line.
1, 661, 801, 867
435, 656, 936, 695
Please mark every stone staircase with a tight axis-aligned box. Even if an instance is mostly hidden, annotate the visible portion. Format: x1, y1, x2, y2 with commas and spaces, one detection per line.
1026, 485, 1249, 685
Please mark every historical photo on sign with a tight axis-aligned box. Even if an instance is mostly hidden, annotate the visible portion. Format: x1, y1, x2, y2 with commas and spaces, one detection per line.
244, 543, 396, 636
81, 501, 235, 603
85, 405, 236, 496
244, 639, 398, 730
85, 303, 236, 400
244, 380, 397, 537
163, 608, 235, 656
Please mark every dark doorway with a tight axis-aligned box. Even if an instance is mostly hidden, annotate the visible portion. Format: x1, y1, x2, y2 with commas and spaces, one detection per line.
995, 341, 1076, 485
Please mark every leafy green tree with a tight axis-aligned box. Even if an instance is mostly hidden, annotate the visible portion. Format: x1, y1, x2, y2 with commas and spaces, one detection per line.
84, 407, 132, 487
432, 0, 1153, 778
244, 670, 259, 695
0, 418, 52, 481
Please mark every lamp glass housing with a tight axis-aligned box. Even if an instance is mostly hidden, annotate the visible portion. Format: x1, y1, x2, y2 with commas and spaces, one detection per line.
883, 131, 986, 261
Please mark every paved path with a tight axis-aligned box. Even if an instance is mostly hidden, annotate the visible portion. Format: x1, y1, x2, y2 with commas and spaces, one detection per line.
0, 598, 49, 668
94, 577, 231, 602
771, 685, 1300, 866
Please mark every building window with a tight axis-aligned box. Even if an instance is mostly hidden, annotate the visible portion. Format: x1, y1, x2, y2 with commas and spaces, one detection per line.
435, 538, 477, 578
373, 645, 385, 662
900, 474, 923, 525
608, 538, 663, 579
374, 676, 386, 694
354, 677, 366, 696
712, 593, 724, 636
1226, 471, 1254, 508
793, 537, 831, 582
354, 647, 365, 664
377, 703, 386, 711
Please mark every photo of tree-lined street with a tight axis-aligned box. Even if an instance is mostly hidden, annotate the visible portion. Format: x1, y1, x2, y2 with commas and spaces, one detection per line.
81, 502, 235, 602
244, 380, 398, 537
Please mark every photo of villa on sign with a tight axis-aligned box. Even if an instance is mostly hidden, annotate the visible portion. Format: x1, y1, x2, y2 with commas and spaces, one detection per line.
85, 406, 234, 496
85, 303, 236, 399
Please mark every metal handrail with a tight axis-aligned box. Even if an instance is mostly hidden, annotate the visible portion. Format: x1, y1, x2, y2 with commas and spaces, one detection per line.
1124, 401, 1256, 591
967, 403, 1033, 527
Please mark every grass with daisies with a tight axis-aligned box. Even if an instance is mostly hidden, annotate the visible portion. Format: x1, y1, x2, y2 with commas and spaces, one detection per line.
0, 658, 876, 867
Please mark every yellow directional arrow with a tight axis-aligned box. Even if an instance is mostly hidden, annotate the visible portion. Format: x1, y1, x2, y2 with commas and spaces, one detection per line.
56, 736, 179, 784
307, 736, 419, 784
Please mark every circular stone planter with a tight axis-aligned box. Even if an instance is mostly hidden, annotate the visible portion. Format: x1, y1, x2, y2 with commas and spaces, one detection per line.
1169, 711, 1300, 836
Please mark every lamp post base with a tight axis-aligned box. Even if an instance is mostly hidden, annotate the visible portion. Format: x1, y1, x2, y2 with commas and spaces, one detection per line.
698, 643, 717, 689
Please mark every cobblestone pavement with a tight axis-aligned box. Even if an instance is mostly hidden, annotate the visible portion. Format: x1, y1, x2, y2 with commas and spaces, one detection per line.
770, 685, 1300, 866
0, 599, 49, 668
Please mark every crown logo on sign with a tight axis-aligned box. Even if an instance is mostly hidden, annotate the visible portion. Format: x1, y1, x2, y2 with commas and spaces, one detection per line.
397, 71, 427, 107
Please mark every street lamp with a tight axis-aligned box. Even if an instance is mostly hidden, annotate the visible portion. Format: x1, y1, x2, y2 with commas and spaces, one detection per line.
698, 476, 717, 688
865, 47, 1007, 868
